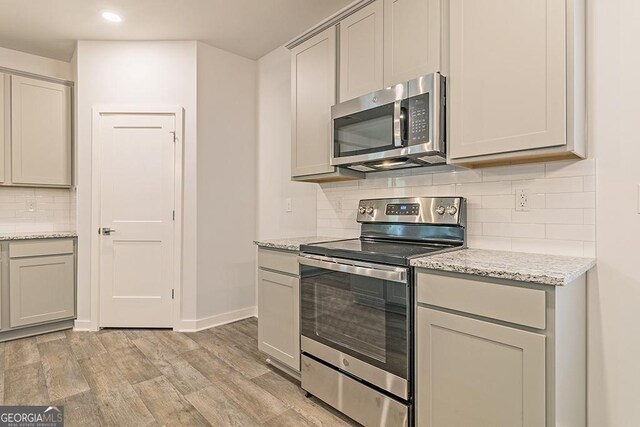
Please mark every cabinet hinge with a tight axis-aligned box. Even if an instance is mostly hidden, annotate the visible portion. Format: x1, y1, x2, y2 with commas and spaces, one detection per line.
171, 289, 175, 299
172, 210, 175, 221
170, 131, 177, 143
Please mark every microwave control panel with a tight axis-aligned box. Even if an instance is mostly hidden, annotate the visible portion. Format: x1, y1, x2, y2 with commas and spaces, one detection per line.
407, 94, 430, 144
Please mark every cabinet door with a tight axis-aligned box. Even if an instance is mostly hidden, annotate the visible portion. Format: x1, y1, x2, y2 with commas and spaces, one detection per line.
383, 0, 441, 87
448, 0, 566, 159
416, 307, 545, 427
339, 0, 384, 102
11, 76, 71, 186
9, 254, 75, 328
0, 73, 6, 183
291, 26, 336, 177
258, 269, 300, 371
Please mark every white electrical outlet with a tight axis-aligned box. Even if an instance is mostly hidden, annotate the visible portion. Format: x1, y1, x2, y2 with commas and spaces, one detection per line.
285, 198, 292, 213
515, 188, 530, 211
335, 197, 343, 213
26, 198, 36, 212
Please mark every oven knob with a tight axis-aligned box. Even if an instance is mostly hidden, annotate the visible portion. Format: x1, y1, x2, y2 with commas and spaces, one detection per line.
446, 205, 458, 216
365, 206, 374, 215
435, 206, 445, 215
358, 206, 366, 215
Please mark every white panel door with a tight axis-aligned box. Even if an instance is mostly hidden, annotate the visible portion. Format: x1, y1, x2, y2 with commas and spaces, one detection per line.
448, 0, 566, 159
339, 0, 384, 102
99, 113, 175, 327
416, 307, 546, 427
11, 75, 71, 186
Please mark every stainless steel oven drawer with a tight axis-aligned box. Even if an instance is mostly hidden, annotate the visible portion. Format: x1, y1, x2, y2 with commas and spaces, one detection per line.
301, 355, 409, 427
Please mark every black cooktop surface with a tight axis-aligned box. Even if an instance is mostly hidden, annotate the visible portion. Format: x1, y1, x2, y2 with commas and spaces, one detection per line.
300, 238, 460, 266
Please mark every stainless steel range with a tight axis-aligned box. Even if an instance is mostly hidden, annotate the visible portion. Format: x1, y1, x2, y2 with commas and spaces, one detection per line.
298, 197, 466, 427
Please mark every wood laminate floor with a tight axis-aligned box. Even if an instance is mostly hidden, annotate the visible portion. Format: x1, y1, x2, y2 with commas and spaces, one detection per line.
0, 318, 359, 427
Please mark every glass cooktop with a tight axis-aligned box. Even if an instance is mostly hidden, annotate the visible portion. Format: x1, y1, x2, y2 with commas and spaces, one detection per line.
300, 238, 460, 266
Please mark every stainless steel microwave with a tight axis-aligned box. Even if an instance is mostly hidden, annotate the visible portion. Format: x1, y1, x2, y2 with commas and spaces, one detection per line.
331, 73, 446, 172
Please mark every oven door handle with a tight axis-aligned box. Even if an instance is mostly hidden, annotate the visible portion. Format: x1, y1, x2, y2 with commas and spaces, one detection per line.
298, 255, 407, 283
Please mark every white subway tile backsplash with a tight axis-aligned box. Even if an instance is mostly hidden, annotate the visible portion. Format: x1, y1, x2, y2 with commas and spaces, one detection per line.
584, 209, 595, 225
317, 158, 596, 257
546, 192, 595, 208
545, 158, 595, 178
546, 224, 596, 241
481, 195, 515, 209
512, 209, 584, 224
455, 181, 512, 196
483, 163, 545, 182
468, 208, 512, 223
433, 168, 482, 185
467, 236, 512, 251
512, 176, 583, 194
584, 175, 596, 192
511, 238, 584, 257
483, 222, 545, 239
0, 187, 75, 233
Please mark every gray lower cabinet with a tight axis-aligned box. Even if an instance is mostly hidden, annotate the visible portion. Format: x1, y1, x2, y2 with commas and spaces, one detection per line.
10, 254, 74, 327
417, 307, 546, 427
416, 270, 586, 427
0, 238, 76, 339
257, 248, 301, 373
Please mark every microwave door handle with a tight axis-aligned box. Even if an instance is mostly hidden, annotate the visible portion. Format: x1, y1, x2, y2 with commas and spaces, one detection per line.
298, 255, 407, 283
393, 100, 404, 147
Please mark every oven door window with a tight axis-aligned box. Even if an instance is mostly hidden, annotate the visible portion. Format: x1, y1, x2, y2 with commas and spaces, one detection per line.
301, 268, 408, 379
333, 103, 398, 158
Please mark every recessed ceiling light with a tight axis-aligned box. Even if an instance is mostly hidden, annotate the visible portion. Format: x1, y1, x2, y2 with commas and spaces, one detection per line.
102, 11, 122, 23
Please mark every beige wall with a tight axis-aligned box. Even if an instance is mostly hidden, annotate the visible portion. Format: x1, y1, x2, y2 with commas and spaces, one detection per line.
256, 47, 317, 240
75, 41, 199, 327
588, 0, 640, 424
195, 41, 258, 322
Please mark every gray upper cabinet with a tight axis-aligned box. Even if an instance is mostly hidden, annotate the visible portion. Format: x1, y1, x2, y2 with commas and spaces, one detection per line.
338, 0, 384, 102
0, 73, 5, 184
291, 27, 337, 178
10, 75, 71, 187
383, 0, 442, 88
448, 0, 585, 164
9, 239, 75, 328
290, 27, 362, 182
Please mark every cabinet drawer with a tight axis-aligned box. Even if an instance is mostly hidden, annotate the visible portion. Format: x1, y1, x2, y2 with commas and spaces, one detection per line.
9, 239, 74, 258
417, 271, 546, 329
258, 248, 299, 276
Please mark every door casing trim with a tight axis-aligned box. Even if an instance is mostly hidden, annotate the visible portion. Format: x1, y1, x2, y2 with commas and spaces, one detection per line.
90, 105, 184, 330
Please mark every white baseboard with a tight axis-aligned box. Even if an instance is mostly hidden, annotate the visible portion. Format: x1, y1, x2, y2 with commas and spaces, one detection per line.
175, 306, 257, 332
73, 319, 98, 331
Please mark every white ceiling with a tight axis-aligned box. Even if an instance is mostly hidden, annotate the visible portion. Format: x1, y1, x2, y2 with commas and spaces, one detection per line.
0, 0, 353, 62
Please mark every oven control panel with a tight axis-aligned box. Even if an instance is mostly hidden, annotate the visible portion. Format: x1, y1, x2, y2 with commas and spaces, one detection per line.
357, 197, 465, 225
385, 203, 420, 216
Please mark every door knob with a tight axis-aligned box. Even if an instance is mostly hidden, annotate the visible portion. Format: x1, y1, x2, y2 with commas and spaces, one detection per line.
101, 227, 116, 236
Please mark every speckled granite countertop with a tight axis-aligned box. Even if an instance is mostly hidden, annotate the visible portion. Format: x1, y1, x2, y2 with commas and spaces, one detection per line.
0, 231, 78, 241
254, 236, 342, 251
411, 248, 596, 286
